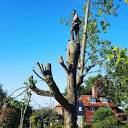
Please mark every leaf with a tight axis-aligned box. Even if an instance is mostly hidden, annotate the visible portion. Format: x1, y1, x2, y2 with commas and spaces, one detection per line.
125, 0, 128, 4
98, 8, 103, 16
100, 20, 110, 33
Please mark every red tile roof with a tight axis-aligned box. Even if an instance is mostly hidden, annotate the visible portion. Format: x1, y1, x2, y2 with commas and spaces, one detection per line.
79, 95, 116, 107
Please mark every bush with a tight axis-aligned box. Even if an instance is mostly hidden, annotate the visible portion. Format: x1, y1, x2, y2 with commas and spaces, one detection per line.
92, 116, 124, 128
123, 123, 128, 128
92, 107, 124, 128
84, 123, 91, 128
50, 123, 63, 128
93, 107, 113, 122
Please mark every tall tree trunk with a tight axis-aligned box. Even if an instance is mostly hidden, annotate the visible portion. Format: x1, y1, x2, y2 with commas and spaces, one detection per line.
64, 107, 77, 128
64, 41, 80, 128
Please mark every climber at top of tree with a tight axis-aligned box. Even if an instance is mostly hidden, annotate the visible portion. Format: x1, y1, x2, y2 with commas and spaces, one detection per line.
71, 10, 80, 42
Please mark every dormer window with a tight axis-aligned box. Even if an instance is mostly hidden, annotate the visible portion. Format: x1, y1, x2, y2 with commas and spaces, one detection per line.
90, 97, 96, 103
102, 98, 108, 103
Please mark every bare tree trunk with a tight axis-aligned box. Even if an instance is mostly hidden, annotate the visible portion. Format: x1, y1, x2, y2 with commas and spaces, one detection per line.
64, 41, 80, 128
64, 107, 77, 128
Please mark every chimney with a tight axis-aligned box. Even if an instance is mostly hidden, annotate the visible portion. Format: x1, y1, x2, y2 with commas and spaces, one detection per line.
92, 86, 98, 98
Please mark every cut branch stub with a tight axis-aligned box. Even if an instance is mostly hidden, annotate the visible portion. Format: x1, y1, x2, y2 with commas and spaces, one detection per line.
45, 63, 52, 76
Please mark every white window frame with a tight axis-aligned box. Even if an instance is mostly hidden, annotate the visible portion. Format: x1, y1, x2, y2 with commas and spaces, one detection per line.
90, 107, 95, 111
79, 107, 82, 112
90, 97, 96, 103
102, 98, 108, 103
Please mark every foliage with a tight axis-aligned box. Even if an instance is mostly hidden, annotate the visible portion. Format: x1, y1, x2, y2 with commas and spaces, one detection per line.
78, 47, 128, 107
5, 97, 21, 109
31, 108, 63, 128
32, 108, 55, 121
93, 107, 123, 128
0, 107, 20, 128
78, 47, 128, 106
0, 84, 6, 109
50, 123, 63, 128
123, 123, 128, 128
83, 123, 91, 128
81, 0, 118, 77
1, 97, 32, 128
124, 107, 128, 115
93, 116, 121, 128
104, 47, 128, 106
36, 119, 43, 128
60, 0, 121, 79
93, 107, 113, 121
81, 74, 103, 95
125, 0, 128, 4
30, 115, 38, 128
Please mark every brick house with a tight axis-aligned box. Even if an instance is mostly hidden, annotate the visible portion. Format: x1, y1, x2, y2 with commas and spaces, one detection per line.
78, 86, 127, 125
55, 86, 127, 126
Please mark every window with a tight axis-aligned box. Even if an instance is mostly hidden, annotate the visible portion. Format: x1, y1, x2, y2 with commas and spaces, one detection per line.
77, 116, 83, 125
90, 116, 94, 122
79, 107, 82, 111
102, 98, 108, 103
90, 107, 95, 111
90, 97, 96, 103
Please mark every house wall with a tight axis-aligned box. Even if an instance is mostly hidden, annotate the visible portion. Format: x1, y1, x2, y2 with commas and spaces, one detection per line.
84, 106, 117, 124
84, 107, 95, 124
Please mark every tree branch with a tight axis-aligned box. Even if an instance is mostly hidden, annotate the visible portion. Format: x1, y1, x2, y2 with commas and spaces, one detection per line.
58, 56, 69, 74
33, 69, 44, 80
29, 79, 53, 97
85, 59, 106, 74
29, 63, 72, 111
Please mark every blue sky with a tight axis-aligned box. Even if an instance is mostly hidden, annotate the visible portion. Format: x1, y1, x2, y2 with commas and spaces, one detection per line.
0, 0, 128, 107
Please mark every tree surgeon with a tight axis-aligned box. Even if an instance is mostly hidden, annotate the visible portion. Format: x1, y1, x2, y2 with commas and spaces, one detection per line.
71, 10, 80, 42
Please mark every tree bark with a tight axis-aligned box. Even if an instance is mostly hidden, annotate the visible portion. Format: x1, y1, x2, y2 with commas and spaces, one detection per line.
64, 41, 80, 128
78, 0, 90, 86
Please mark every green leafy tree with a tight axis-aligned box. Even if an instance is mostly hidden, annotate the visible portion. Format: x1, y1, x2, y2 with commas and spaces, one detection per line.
93, 107, 122, 128
104, 47, 128, 106
80, 74, 103, 95
0, 97, 32, 128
